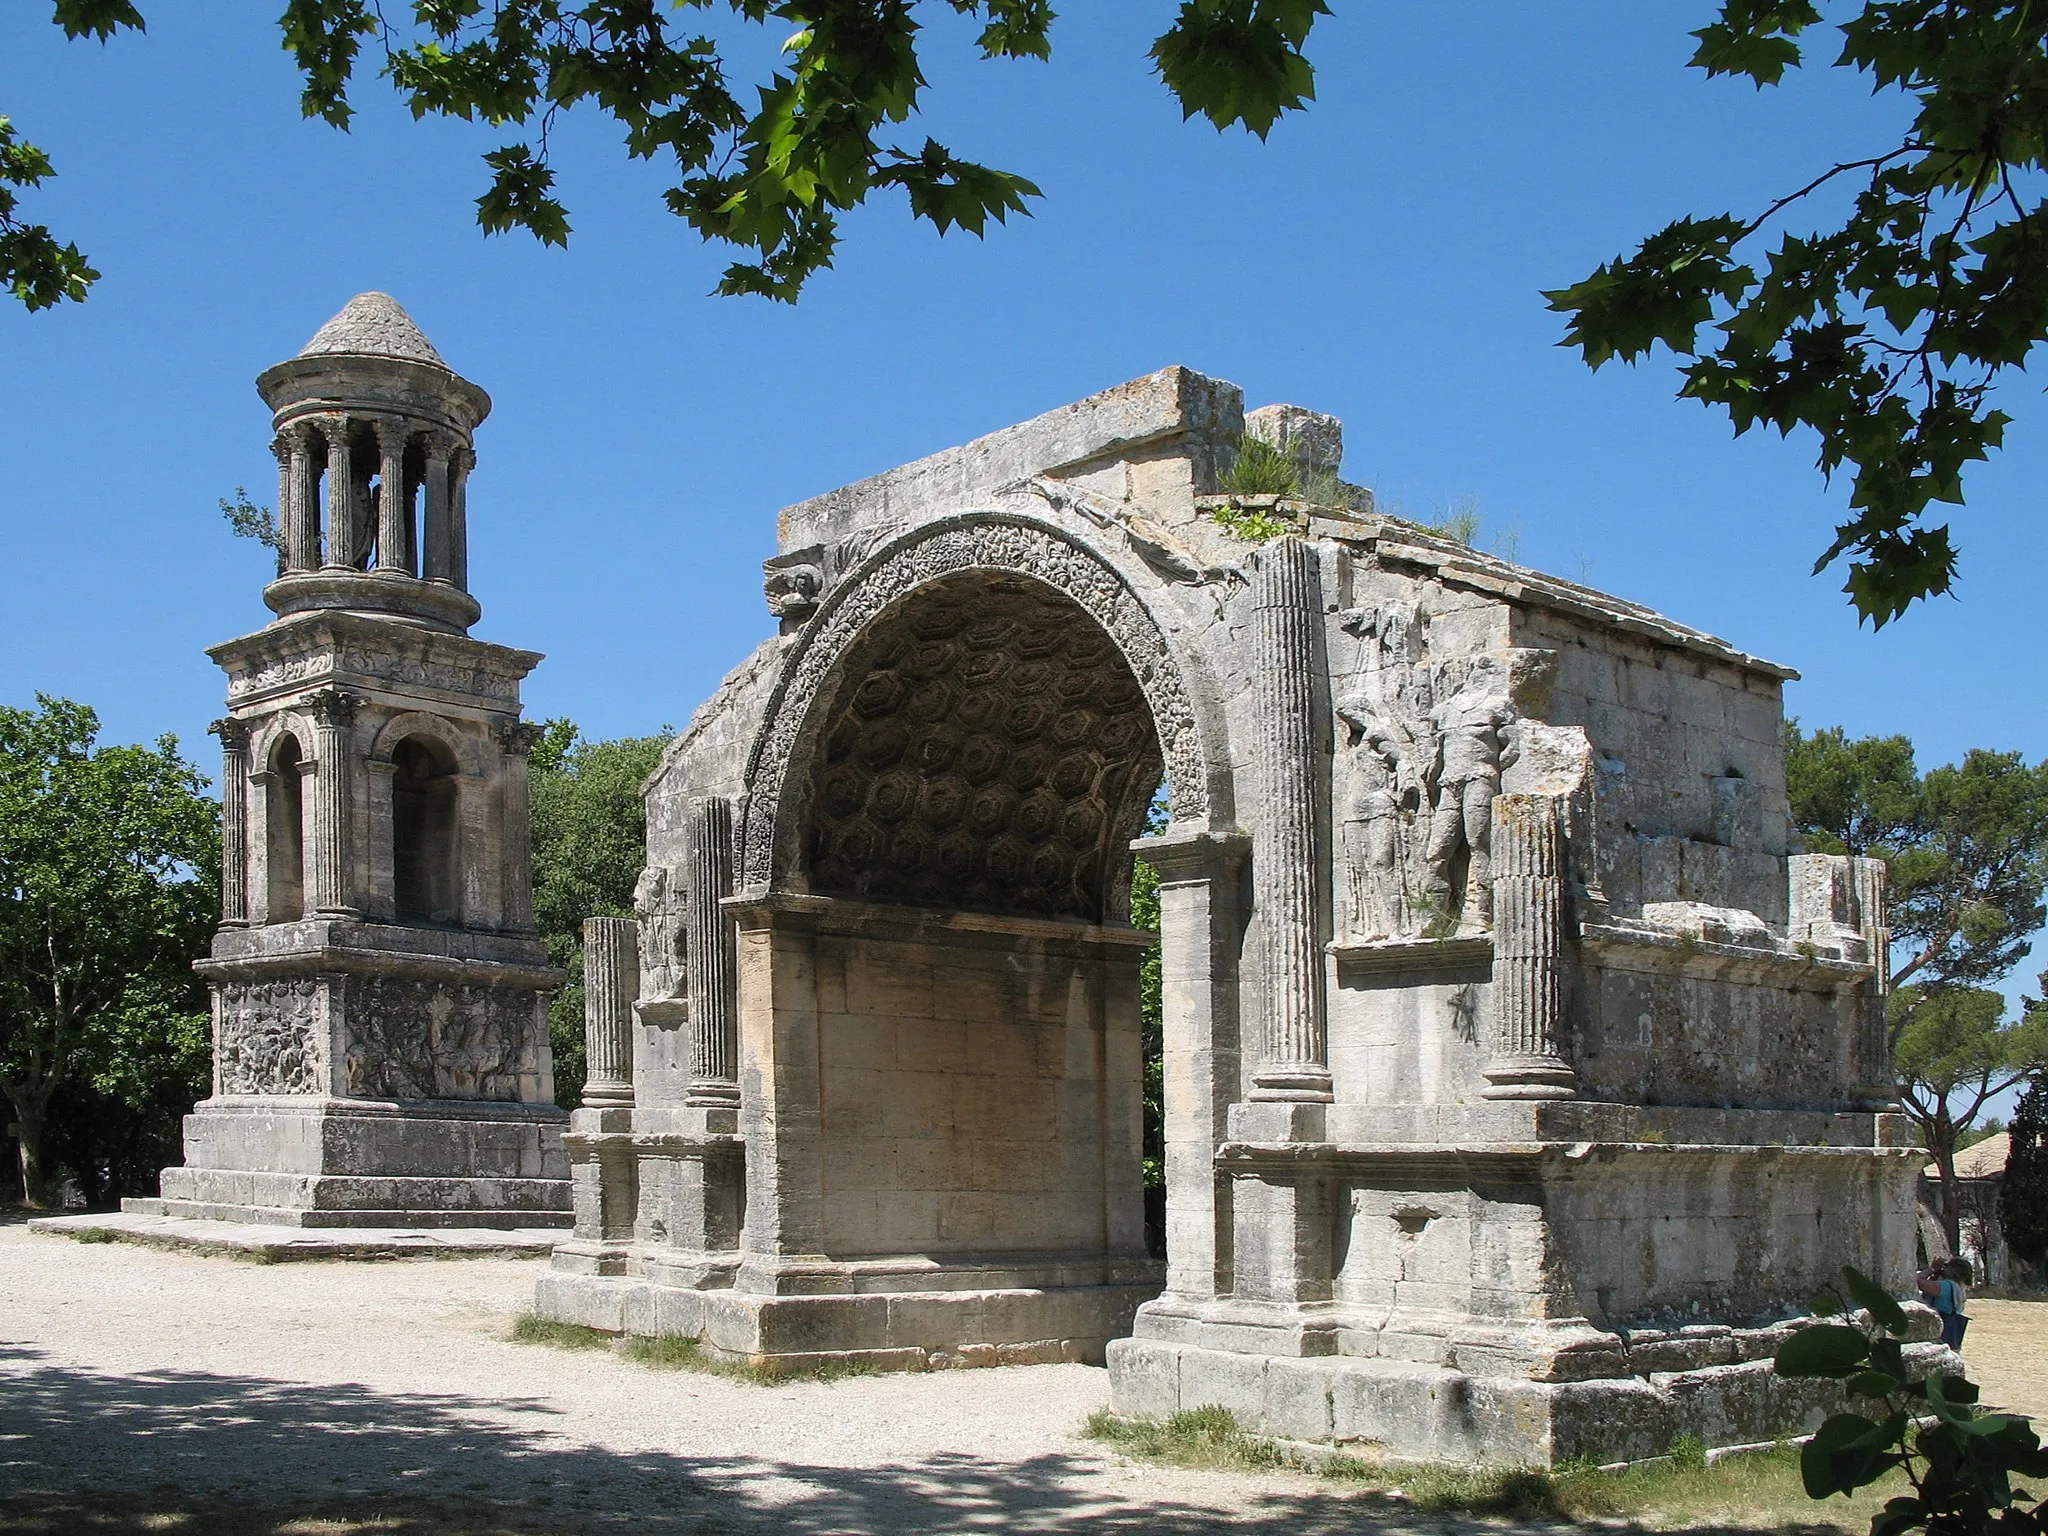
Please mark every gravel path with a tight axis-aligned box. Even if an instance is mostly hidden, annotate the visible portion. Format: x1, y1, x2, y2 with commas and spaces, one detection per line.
0, 1219, 1439, 1535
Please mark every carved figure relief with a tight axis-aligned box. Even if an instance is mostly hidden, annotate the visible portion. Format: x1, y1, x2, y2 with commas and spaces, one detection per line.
633, 864, 688, 1000
342, 977, 528, 1100
217, 980, 323, 1094
1334, 607, 1517, 939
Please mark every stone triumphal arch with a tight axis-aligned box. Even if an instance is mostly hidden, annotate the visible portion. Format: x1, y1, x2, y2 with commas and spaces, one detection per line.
536, 364, 1934, 1464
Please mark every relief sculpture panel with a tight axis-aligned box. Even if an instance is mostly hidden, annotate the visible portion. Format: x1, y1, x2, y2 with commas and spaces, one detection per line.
216, 979, 324, 1095
342, 976, 529, 1100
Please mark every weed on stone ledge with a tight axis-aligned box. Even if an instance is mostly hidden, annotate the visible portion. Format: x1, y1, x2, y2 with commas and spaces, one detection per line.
1085, 1407, 1899, 1527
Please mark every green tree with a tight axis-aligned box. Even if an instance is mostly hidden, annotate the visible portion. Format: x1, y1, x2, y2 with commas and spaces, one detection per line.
0, 695, 218, 1208
528, 718, 667, 1109
1786, 722, 2048, 1250
2002, 1072, 2048, 1282
1892, 982, 2048, 1254
9, 0, 1325, 309
1548, 3, 2048, 626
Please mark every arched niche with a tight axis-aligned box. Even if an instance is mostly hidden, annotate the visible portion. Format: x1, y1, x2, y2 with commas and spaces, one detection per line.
390, 733, 460, 923
265, 730, 308, 922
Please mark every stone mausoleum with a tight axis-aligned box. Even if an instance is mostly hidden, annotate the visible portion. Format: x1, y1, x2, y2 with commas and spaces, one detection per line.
143, 295, 569, 1229
532, 364, 1932, 1463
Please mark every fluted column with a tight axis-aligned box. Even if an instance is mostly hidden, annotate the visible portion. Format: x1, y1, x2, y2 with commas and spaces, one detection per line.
320, 418, 357, 569
1249, 537, 1331, 1101
374, 419, 410, 574
421, 434, 453, 582
686, 796, 739, 1106
496, 719, 542, 934
282, 423, 320, 571
581, 917, 639, 1109
449, 445, 474, 591
212, 718, 252, 928
1482, 793, 1576, 1100
307, 689, 361, 918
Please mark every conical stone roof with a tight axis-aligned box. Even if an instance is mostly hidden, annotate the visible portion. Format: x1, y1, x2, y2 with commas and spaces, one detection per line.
297, 292, 447, 367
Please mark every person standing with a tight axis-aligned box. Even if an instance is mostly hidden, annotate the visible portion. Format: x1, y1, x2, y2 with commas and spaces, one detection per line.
1917, 1257, 1973, 1351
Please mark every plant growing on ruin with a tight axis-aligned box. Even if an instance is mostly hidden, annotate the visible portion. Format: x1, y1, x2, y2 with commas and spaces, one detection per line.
1218, 435, 1300, 498
1774, 1263, 2048, 1536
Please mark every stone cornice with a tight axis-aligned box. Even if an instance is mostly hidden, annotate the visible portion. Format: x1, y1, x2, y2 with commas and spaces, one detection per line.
210, 610, 542, 709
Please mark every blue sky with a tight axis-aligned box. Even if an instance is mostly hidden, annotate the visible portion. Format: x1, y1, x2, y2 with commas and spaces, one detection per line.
2, 5, 2042, 1056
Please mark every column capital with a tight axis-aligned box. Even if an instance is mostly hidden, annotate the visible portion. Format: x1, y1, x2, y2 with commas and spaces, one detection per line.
424, 429, 460, 460
316, 413, 354, 447
494, 717, 546, 757
372, 415, 412, 451
453, 444, 477, 473
306, 688, 364, 729
209, 716, 252, 752
269, 434, 292, 466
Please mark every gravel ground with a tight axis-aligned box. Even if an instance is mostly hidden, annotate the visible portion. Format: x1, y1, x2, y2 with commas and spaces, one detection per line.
0, 1219, 1433, 1535
6, 1217, 2043, 1536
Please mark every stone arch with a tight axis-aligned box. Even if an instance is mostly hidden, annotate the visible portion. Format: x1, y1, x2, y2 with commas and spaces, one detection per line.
368, 710, 484, 775
262, 724, 310, 923
739, 513, 1225, 895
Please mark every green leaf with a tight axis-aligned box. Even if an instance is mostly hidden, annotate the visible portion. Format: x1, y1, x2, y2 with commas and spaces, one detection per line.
1809, 1286, 1844, 1317
1848, 1369, 1904, 1398
1776, 1324, 1871, 1378
1152, 0, 1330, 138
1801, 1411, 1903, 1498
1839, 1265, 1911, 1336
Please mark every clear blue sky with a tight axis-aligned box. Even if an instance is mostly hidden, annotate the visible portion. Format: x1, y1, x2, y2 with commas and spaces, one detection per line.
3, 5, 2042, 1050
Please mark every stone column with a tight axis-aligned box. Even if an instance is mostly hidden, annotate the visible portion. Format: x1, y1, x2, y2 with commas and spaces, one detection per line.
374, 420, 410, 574
281, 424, 319, 572
1249, 537, 1331, 1102
320, 418, 357, 569
496, 719, 542, 935
449, 445, 474, 591
307, 689, 361, 918
686, 796, 739, 1107
581, 917, 638, 1110
421, 435, 453, 582
1482, 793, 1577, 1099
211, 718, 251, 928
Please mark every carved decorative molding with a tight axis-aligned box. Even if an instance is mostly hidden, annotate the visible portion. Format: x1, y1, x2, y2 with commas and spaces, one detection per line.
217, 980, 322, 1094
739, 514, 1209, 890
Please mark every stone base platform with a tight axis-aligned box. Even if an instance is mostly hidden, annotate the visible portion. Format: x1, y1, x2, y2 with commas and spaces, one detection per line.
157, 1097, 572, 1229
533, 1263, 1159, 1372
1107, 1325, 1954, 1467
29, 1210, 564, 1261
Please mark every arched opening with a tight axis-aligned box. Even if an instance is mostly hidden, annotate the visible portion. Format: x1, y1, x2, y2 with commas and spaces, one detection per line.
266, 734, 306, 922
391, 734, 459, 923
792, 571, 1165, 1273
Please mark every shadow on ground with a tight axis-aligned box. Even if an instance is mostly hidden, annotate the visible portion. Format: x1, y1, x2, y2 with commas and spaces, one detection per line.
0, 1347, 1858, 1535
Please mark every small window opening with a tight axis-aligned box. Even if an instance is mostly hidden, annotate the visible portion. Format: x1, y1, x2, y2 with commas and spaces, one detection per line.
267, 735, 306, 922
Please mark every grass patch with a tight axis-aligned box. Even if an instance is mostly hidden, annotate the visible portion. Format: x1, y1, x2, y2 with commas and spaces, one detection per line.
508, 1315, 613, 1352
511, 1314, 875, 1385
1086, 1406, 1908, 1528
69, 1228, 117, 1244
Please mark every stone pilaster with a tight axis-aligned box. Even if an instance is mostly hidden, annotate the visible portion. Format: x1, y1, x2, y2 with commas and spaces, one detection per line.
1482, 792, 1576, 1100
211, 718, 252, 928
307, 689, 361, 918
685, 796, 739, 1106
450, 445, 474, 591
320, 417, 357, 570
496, 719, 542, 935
1249, 537, 1331, 1102
421, 434, 453, 582
581, 917, 638, 1109
374, 419, 410, 574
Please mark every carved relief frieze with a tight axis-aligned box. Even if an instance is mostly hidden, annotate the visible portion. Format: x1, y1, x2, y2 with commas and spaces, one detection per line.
633, 865, 688, 1001
228, 645, 519, 702
216, 979, 323, 1094
341, 976, 532, 1101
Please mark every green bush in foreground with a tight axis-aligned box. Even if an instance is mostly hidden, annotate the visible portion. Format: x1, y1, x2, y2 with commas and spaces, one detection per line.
1774, 1264, 2047, 1536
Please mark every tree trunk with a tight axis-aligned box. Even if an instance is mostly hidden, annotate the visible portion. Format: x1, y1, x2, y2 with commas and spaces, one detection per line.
1929, 1129, 1964, 1257
11, 1096, 51, 1209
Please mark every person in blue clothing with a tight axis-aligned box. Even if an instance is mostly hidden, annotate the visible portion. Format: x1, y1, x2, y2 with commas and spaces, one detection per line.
1917, 1257, 1973, 1351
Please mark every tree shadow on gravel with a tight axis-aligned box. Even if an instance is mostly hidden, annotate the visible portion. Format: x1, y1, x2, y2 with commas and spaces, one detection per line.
0, 1357, 1855, 1536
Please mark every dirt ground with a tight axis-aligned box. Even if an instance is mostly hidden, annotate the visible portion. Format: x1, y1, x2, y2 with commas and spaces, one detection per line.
1963, 1298, 2048, 1420
3, 1215, 2044, 1536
